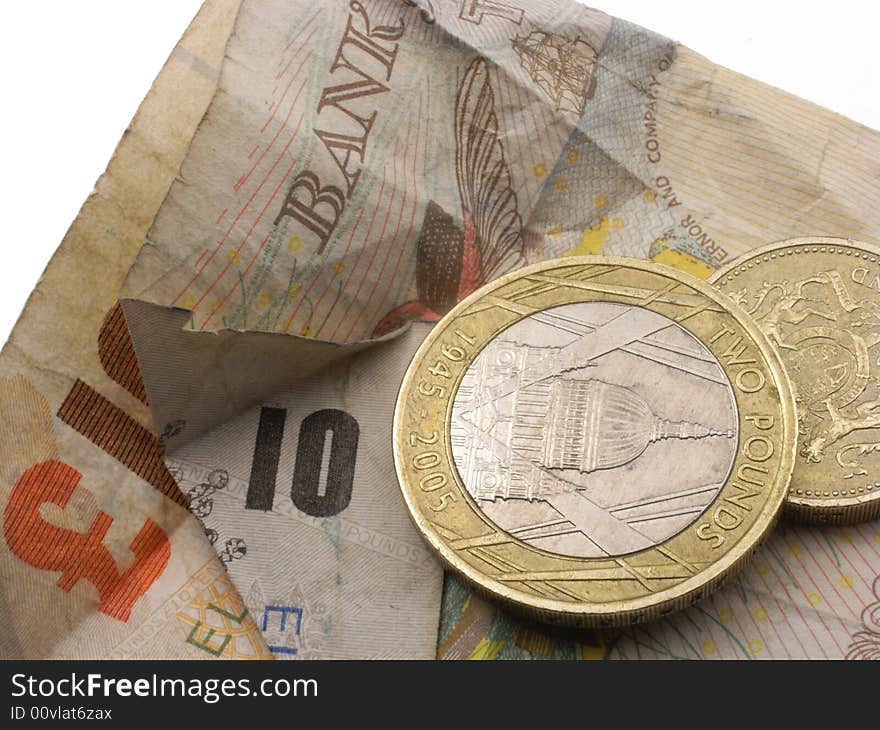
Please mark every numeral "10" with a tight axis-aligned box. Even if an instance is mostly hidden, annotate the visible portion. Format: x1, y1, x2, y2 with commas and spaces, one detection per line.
246, 407, 359, 517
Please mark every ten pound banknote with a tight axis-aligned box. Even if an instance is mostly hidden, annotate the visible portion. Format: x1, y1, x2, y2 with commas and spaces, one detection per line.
4, 0, 880, 659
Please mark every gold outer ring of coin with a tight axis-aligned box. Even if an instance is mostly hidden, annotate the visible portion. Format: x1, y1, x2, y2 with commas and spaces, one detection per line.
711, 236, 880, 525
394, 256, 797, 628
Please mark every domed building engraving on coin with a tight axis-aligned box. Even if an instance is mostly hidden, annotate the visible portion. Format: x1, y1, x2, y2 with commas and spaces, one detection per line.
713, 238, 880, 523
449, 302, 738, 558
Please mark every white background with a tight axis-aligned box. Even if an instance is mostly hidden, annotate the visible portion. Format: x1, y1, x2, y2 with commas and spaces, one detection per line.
1, 1, 878, 347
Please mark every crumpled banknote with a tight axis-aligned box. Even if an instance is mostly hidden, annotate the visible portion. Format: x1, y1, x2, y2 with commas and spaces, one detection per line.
4, 0, 880, 660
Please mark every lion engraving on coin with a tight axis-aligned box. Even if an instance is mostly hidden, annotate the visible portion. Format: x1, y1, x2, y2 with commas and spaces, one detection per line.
730, 270, 880, 477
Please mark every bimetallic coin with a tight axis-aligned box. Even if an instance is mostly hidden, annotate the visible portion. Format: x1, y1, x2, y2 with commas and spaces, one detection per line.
394, 257, 796, 627
712, 237, 880, 524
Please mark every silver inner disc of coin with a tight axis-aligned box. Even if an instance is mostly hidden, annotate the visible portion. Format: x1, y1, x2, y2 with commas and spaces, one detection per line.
450, 302, 739, 558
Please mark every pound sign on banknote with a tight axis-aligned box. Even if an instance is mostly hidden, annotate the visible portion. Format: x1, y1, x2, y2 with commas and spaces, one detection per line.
3, 460, 171, 622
